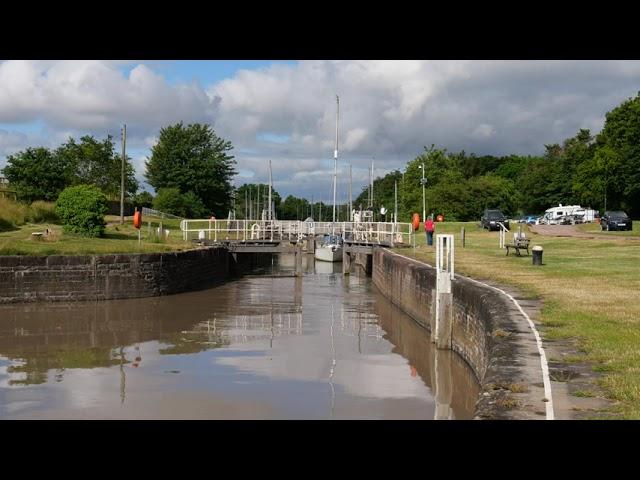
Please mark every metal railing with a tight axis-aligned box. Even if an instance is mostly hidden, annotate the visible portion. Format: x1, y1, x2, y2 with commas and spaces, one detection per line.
142, 207, 184, 220
179, 219, 414, 246
498, 221, 510, 249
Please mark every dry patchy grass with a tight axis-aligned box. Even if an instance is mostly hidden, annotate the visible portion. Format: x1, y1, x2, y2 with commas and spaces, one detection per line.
399, 221, 640, 418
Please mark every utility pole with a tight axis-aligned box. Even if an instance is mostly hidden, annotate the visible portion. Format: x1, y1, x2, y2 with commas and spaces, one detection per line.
349, 163, 352, 221
420, 162, 426, 222
245, 188, 248, 219
394, 179, 398, 223
120, 124, 126, 224
332, 95, 339, 225
268, 160, 273, 221
370, 160, 374, 213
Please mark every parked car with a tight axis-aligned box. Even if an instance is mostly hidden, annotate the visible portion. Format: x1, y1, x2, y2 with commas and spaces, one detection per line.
601, 211, 633, 231
480, 209, 509, 231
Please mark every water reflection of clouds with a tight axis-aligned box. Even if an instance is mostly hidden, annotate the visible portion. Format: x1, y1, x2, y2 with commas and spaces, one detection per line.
0, 264, 476, 419
213, 317, 431, 401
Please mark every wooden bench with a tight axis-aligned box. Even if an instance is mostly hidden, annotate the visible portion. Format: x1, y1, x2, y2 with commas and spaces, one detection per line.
505, 237, 530, 256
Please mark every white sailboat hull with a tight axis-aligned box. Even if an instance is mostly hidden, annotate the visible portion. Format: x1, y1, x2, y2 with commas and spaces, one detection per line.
314, 245, 343, 262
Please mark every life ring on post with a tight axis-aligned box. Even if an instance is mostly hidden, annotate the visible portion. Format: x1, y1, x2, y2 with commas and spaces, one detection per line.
133, 210, 142, 229
412, 213, 420, 231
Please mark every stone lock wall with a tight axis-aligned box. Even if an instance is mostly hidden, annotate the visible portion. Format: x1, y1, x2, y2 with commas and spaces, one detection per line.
0, 247, 229, 304
372, 248, 549, 419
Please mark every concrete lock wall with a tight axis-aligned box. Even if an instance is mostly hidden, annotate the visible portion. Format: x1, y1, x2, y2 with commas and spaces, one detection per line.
0, 247, 229, 304
372, 248, 550, 419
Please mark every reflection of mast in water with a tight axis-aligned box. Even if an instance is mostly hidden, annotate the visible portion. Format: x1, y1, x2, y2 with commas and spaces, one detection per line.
328, 303, 337, 418
270, 274, 275, 349
119, 346, 126, 405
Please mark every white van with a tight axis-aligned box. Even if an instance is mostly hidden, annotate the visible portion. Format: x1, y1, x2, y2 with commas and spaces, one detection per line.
539, 204, 598, 224
541, 204, 583, 225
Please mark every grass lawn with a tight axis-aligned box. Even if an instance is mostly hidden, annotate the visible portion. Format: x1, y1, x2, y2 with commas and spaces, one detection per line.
577, 221, 639, 236
0, 215, 193, 255
398, 221, 640, 418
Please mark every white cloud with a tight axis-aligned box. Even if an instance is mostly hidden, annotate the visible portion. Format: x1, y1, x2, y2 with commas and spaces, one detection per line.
470, 123, 496, 139
0, 60, 218, 132
3, 60, 640, 200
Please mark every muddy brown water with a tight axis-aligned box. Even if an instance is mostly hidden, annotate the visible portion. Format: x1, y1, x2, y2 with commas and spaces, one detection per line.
0, 255, 479, 419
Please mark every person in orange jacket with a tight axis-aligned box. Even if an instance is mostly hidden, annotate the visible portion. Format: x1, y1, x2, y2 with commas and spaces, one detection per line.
425, 215, 435, 246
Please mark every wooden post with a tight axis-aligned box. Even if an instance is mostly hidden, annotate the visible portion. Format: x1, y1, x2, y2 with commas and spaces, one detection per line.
461, 227, 465, 247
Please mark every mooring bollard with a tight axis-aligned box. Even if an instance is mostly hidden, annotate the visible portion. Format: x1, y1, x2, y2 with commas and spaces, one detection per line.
532, 245, 543, 265
432, 234, 454, 350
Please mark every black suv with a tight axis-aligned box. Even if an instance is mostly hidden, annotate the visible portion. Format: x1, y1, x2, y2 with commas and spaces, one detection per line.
601, 211, 633, 231
481, 209, 509, 231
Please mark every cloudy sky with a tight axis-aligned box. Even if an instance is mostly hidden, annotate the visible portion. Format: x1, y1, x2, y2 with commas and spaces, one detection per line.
1, 60, 639, 203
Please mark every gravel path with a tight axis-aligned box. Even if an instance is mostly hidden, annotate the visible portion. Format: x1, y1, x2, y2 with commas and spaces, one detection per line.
530, 224, 638, 241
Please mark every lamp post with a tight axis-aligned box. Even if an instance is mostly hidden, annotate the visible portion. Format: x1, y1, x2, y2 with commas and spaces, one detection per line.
418, 163, 426, 222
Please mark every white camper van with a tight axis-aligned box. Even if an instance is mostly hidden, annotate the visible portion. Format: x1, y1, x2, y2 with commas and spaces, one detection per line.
540, 204, 597, 224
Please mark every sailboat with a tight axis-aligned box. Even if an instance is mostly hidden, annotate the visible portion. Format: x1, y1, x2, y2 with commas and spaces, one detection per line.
315, 95, 344, 263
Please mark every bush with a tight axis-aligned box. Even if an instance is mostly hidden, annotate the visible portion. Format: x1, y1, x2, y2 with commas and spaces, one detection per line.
27, 201, 59, 223
153, 188, 185, 216
182, 191, 208, 218
55, 185, 108, 237
134, 191, 154, 208
152, 188, 207, 218
0, 197, 29, 229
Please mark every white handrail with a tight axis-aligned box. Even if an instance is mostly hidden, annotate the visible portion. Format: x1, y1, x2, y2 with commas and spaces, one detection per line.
497, 221, 509, 249
179, 219, 414, 245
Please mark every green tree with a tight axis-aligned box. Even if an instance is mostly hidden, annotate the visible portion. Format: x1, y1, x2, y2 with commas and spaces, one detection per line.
152, 188, 207, 218
2, 147, 74, 202
134, 191, 154, 208
279, 195, 311, 220
400, 146, 454, 221
594, 92, 640, 215
574, 145, 623, 211
145, 123, 236, 217
235, 183, 282, 219
56, 135, 138, 200
55, 184, 108, 237
153, 188, 185, 216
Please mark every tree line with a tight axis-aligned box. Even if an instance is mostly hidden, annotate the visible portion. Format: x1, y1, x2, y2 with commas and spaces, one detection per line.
352, 91, 640, 221
1, 122, 237, 218
4, 92, 639, 222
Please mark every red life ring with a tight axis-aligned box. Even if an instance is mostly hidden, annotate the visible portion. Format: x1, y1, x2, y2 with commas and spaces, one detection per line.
436, 214, 444, 222
412, 213, 420, 231
133, 210, 142, 229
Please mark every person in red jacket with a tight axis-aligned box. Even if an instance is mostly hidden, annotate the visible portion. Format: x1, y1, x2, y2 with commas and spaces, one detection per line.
425, 215, 435, 246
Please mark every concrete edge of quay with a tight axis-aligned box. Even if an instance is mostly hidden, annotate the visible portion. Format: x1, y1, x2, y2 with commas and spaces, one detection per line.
372, 248, 554, 420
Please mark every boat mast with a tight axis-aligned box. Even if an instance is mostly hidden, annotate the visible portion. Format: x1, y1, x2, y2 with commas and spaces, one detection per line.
332, 95, 339, 227
268, 160, 273, 220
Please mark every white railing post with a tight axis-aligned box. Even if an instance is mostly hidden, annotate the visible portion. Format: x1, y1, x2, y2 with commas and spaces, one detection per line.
433, 234, 454, 350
